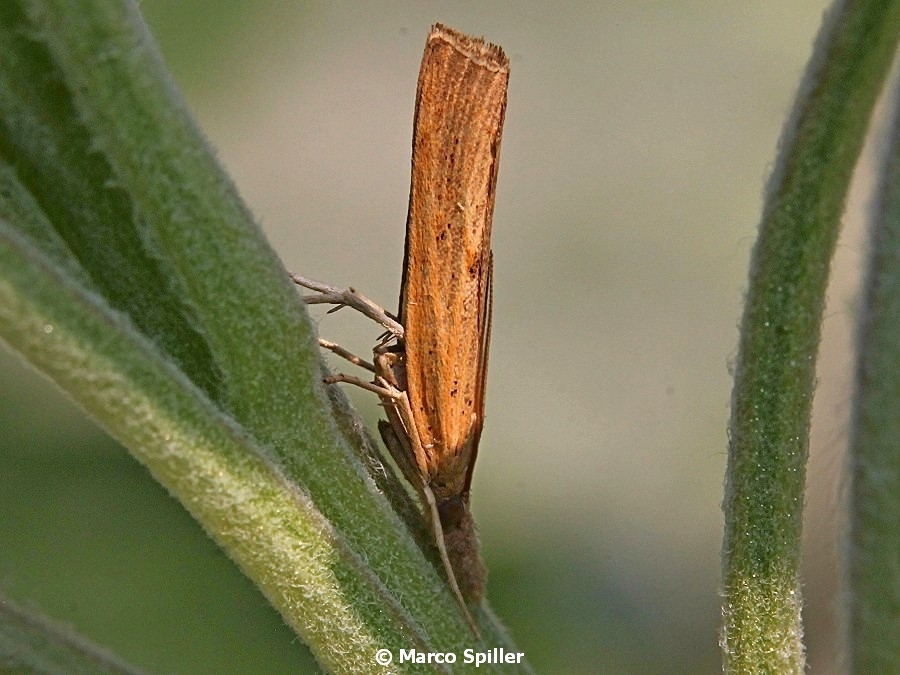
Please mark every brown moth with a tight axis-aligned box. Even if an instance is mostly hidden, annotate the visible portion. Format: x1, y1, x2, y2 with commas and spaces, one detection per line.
293, 23, 508, 634
396, 23, 508, 603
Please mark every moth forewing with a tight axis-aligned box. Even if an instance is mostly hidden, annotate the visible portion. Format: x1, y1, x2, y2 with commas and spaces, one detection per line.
401, 26, 507, 497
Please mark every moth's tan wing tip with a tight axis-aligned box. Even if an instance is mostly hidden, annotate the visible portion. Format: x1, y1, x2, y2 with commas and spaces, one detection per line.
428, 23, 509, 72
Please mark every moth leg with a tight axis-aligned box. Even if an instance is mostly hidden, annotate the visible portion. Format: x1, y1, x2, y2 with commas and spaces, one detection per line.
380, 396, 481, 639
317, 339, 376, 373
422, 479, 481, 639
289, 272, 404, 339
320, 370, 428, 479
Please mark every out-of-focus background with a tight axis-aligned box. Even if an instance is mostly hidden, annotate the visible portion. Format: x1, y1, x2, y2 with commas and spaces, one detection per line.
3, 2, 882, 672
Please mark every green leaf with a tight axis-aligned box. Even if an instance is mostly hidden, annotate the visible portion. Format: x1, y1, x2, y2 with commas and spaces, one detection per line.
0, 593, 146, 674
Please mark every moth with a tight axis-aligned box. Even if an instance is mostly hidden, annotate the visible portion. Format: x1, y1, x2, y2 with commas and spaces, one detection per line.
294, 23, 508, 633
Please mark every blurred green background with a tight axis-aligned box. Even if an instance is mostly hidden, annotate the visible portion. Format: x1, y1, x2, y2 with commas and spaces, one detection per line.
3, 1, 871, 672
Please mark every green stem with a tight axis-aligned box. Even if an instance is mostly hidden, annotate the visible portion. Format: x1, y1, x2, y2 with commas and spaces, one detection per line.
847, 69, 900, 671
722, 0, 900, 671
